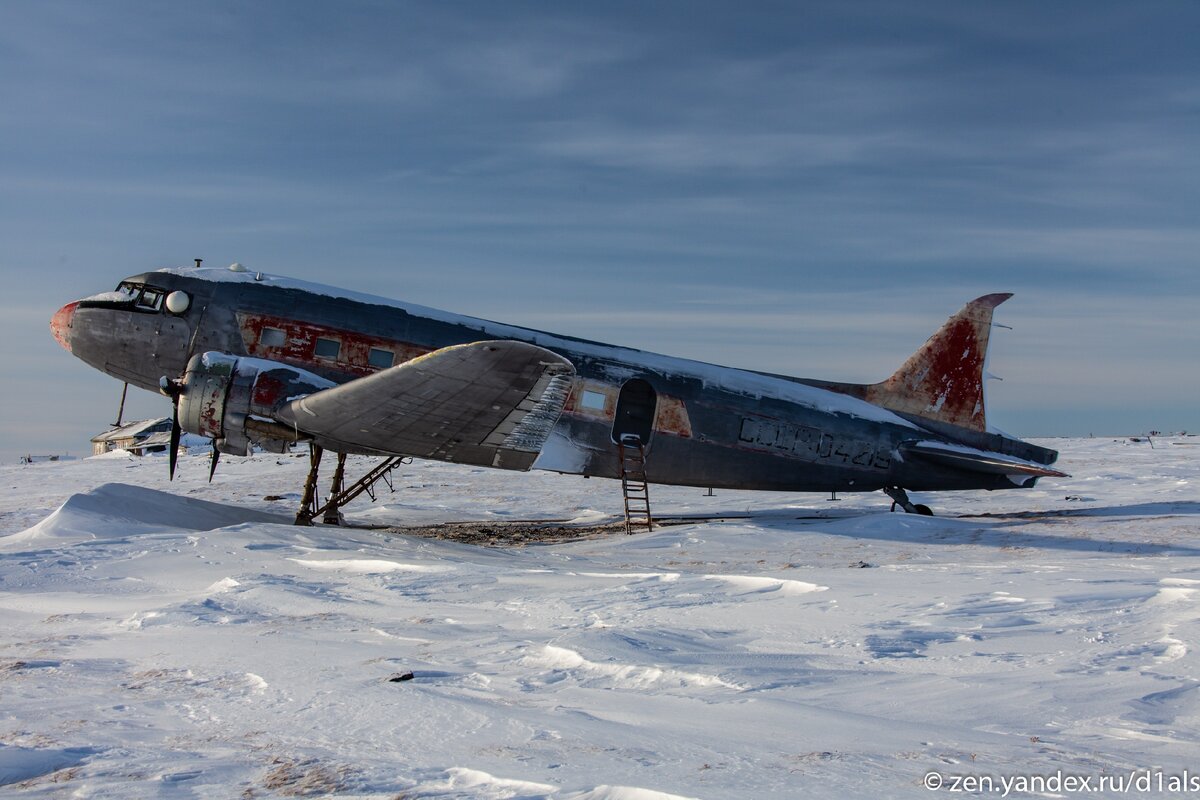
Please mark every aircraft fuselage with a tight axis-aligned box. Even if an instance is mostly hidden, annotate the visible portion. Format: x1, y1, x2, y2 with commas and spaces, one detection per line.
51, 266, 1061, 494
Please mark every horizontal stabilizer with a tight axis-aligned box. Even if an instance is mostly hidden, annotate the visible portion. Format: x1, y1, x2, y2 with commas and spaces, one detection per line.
276, 341, 575, 470
900, 440, 1068, 478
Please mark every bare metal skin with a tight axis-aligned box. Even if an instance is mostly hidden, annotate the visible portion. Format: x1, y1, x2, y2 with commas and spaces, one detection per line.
51, 265, 1063, 508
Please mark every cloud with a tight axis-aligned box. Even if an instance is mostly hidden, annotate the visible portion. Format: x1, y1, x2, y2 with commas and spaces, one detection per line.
534, 127, 905, 171
2, 1, 1198, 460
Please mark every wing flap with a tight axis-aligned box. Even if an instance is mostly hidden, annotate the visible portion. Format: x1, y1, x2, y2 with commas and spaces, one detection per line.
275, 341, 575, 470
900, 440, 1069, 478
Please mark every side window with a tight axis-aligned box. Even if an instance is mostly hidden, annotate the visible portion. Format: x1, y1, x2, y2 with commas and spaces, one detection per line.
135, 287, 163, 311
368, 347, 394, 369
314, 337, 341, 359
260, 327, 286, 347
580, 390, 608, 411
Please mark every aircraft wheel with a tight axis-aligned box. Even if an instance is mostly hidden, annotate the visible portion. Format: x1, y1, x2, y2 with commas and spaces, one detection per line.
913, 503, 934, 516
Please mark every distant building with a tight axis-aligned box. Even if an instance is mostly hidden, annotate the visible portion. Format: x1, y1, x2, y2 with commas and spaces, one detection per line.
91, 417, 175, 456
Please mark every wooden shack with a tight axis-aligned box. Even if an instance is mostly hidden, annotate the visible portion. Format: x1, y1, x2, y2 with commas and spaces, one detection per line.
90, 418, 174, 456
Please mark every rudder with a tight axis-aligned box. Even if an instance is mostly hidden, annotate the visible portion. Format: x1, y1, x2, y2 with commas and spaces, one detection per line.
862, 293, 1011, 432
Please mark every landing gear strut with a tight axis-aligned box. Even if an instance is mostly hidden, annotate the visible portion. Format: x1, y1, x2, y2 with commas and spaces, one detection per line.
295, 444, 325, 524
884, 486, 934, 516
322, 452, 348, 525
294, 444, 409, 526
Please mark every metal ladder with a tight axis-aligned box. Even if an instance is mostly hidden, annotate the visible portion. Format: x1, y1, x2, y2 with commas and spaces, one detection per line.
617, 434, 654, 534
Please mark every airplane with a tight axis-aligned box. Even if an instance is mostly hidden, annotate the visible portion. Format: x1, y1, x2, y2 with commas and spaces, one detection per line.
50, 260, 1065, 526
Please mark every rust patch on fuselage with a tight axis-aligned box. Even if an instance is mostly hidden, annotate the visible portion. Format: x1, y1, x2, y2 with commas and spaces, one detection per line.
237, 313, 431, 378
562, 381, 615, 418
563, 382, 692, 438
654, 395, 693, 438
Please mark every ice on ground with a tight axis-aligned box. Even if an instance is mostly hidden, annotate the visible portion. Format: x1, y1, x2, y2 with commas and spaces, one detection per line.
0, 437, 1198, 797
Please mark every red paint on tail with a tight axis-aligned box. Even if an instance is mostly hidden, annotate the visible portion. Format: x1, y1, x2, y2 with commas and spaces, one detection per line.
861, 293, 1011, 431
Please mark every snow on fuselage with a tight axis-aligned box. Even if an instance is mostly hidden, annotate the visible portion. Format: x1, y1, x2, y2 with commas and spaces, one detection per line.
53, 266, 1058, 493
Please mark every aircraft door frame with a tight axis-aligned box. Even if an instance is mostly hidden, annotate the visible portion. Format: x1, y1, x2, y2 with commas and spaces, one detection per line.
611, 378, 658, 446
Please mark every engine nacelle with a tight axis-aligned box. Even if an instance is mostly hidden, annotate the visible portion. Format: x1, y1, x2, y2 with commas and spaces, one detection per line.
177, 352, 335, 456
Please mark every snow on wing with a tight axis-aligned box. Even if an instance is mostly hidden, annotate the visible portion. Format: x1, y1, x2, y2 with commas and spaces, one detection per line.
274, 341, 575, 470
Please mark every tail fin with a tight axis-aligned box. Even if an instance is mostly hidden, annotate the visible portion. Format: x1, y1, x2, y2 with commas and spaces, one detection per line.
863, 293, 1011, 432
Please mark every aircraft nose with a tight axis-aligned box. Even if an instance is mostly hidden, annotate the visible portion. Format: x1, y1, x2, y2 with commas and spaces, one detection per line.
50, 301, 78, 352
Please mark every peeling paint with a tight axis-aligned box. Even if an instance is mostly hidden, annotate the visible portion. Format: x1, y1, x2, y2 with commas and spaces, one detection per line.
251, 373, 288, 411
563, 381, 615, 418
654, 396, 692, 438
857, 294, 1008, 432
237, 312, 430, 378
50, 301, 77, 352
565, 382, 689, 438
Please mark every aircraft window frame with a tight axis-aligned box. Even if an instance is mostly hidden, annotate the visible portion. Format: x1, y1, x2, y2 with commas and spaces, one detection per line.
260, 327, 286, 348
116, 282, 140, 300
135, 287, 164, 311
314, 337, 341, 360
580, 390, 608, 412
368, 347, 395, 369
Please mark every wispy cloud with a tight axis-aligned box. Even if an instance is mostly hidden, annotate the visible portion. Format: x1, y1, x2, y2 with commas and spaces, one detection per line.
534, 127, 905, 171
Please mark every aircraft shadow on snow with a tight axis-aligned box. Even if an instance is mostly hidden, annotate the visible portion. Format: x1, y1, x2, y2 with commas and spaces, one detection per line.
738, 503, 1200, 557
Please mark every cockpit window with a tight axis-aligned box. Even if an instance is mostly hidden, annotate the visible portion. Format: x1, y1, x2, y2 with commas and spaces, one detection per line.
135, 287, 164, 311
116, 282, 139, 299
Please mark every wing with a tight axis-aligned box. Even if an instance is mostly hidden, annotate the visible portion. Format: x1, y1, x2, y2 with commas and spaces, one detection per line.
275, 341, 575, 470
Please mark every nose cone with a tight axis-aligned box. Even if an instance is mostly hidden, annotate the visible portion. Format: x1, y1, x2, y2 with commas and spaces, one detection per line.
50, 301, 78, 352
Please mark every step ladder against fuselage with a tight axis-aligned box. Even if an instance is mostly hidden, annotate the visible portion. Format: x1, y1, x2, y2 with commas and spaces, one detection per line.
617, 434, 654, 534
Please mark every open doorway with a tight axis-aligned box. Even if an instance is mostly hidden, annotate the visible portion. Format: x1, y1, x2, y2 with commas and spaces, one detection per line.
611, 378, 658, 445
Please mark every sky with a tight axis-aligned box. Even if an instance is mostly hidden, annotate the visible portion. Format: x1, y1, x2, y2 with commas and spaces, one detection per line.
2, 1, 1197, 464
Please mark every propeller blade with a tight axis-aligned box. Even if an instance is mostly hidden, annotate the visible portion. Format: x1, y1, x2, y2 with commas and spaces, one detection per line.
208, 444, 220, 483
169, 399, 181, 481
160, 375, 184, 482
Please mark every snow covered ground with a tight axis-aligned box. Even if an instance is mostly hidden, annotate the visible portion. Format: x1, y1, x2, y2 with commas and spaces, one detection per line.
0, 437, 1197, 798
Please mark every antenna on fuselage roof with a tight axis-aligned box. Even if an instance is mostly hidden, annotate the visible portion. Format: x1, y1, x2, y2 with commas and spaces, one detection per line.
194, 258, 202, 268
